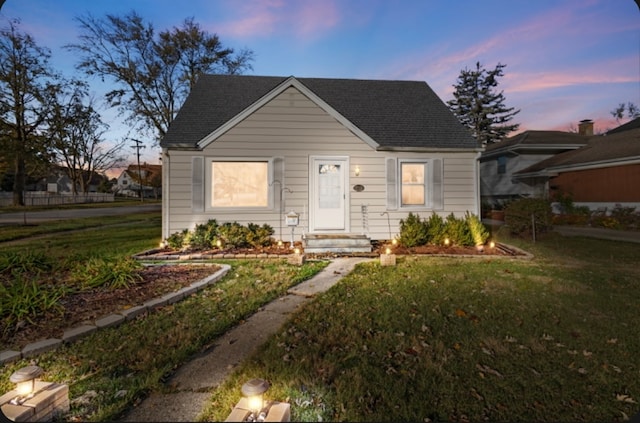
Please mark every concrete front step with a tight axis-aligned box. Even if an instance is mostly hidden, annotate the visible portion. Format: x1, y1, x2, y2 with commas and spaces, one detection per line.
303, 234, 372, 253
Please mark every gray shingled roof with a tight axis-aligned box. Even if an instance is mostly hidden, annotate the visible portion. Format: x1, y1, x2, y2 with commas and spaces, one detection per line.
607, 116, 640, 135
514, 127, 640, 177
481, 130, 590, 159
160, 75, 477, 150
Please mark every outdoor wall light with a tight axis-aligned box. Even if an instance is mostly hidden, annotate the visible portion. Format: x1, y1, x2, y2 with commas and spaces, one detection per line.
9, 365, 43, 405
355, 165, 360, 177
242, 378, 269, 420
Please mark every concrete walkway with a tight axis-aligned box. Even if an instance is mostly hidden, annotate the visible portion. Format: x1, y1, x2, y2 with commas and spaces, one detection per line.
118, 257, 372, 422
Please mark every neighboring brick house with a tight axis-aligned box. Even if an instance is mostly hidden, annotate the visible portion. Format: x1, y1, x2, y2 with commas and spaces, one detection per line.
513, 117, 640, 212
114, 163, 162, 198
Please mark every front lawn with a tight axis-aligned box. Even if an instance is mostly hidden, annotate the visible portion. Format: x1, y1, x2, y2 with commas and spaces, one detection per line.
200, 229, 640, 422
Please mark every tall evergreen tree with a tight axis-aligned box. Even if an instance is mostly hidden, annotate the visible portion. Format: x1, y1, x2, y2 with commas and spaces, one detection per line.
447, 62, 520, 146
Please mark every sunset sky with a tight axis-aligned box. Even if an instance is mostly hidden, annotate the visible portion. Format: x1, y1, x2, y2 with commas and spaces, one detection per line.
2, 0, 639, 166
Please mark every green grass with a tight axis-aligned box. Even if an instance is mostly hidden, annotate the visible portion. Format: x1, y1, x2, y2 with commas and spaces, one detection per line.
199, 229, 640, 422
0, 198, 158, 214
2, 216, 639, 422
0, 212, 329, 422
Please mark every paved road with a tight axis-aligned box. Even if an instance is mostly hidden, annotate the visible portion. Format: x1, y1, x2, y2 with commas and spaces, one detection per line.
0, 203, 161, 225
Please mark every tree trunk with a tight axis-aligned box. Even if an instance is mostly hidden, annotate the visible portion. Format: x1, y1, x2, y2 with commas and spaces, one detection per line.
12, 155, 25, 206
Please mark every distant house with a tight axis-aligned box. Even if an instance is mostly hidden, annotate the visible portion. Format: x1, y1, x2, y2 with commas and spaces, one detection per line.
513, 118, 640, 212
159, 74, 482, 247
479, 120, 593, 210
33, 165, 105, 194
114, 163, 162, 198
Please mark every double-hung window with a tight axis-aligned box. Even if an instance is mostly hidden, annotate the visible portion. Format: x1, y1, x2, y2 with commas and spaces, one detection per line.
401, 162, 427, 206
497, 156, 507, 174
386, 157, 443, 210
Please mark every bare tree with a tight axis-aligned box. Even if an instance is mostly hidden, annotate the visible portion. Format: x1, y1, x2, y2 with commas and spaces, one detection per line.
65, 11, 254, 144
610, 102, 640, 124
47, 81, 126, 194
0, 19, 60, 206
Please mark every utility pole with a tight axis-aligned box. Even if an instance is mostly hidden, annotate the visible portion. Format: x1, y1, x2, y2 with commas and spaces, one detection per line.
130, 138, 146, 202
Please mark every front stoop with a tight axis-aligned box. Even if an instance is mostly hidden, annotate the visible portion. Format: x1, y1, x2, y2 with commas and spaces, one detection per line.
302, 234, 372, 254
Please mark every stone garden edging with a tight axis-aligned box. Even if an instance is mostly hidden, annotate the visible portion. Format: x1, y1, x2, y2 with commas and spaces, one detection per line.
0, 264, 231, 366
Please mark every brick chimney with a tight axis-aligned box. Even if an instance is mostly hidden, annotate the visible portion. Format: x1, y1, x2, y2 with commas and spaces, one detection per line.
578, 119, 594, 136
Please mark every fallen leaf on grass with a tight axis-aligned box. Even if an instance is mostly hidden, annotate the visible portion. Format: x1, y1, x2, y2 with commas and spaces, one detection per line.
476, 363, 503, 378
470, 388, 484, 401
616, 394, 636, 404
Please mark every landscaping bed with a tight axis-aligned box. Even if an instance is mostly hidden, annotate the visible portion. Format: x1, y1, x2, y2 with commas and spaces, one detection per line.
1, 264, 220, 352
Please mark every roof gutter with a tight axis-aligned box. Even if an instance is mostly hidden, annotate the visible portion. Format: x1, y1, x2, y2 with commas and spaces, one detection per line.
481, 143, 585, 159
514, 156, 640, 180
376, 146, 483, 153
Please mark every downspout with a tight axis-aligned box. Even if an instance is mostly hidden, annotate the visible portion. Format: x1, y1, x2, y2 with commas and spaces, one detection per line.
474, 150, 482, 216
161, 149, 169, 240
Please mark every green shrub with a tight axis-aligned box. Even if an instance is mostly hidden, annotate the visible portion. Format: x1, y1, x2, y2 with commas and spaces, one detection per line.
504, 198, 553, 237
609, 205, 638, 228
0, 275, 66, 331
166, 221, 275, 250
465, 212, 490, 246
72, 256, 143, 290
425, 212, 447, 245
398, 212, 428, 247
218, 222, 250, 248
185, 222, 211, 250
0, 250, 52, 275
444, 213, 473, 246
246, 223, 275, 248
166, 229, 189, 249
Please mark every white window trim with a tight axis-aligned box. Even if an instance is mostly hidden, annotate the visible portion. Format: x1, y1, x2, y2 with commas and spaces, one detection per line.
399, 159, 431, 209
204, 157, 275, 211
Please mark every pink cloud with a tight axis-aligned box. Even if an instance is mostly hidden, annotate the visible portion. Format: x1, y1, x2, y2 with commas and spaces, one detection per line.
216, 0, 341, 40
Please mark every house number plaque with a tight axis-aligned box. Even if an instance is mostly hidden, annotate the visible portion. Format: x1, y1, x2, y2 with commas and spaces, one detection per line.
353, 184, 365, 192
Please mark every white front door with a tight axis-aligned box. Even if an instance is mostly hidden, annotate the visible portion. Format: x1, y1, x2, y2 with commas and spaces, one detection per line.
311, 157, 348, 231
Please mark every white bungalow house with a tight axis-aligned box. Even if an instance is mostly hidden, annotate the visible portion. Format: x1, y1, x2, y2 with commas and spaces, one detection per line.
114, 163, 162, 199
160, 75, 481, 252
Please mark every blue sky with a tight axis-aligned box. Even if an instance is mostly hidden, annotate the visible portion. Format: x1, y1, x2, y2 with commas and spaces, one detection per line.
1, 0, 639, 166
